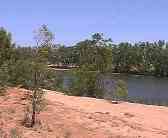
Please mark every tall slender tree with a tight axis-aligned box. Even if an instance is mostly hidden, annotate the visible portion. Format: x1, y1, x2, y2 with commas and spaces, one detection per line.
0, 27, 14, 91
30, 25, 54, 127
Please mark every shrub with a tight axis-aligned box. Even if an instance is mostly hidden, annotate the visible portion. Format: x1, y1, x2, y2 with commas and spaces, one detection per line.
22, 88, 46, 128
22, 105, 32, 127
69, 69, 104, 98
7, 59, 33, 88
0, 62, 10, 96
115, 79, 128, 99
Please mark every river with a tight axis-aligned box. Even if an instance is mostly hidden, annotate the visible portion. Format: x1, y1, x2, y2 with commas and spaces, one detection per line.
58, 71, 168, 105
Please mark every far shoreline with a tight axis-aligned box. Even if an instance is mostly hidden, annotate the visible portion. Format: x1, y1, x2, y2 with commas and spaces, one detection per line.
49, 67, 168, 78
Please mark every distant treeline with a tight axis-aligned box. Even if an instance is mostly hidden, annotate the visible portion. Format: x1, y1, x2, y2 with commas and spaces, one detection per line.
15, 40, 168, 77
1, 26, 168, 77
2, 25, 168, 101
112, 40, 168, 76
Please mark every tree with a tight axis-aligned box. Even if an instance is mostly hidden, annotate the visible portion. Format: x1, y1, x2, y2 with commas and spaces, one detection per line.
77, 33, 112, 73
111, 40, 168, 76
34, 24, 55, 63
69, 33, 113, 98
115, 80, 128, 99
28, 25, 55, 127
69, 68, 104, 98
0, 27, 14, 92
0, 27, 13, 65
29, 62, 47, 127
34, 24, 54, 48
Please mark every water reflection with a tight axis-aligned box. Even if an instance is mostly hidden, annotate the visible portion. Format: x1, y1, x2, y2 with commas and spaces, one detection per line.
59, 71, 168, 105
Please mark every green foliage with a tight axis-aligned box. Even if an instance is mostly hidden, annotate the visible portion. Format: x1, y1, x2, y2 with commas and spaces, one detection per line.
31, 88, 46, 113
7, 60, 32, 87
50, 45, 79, 65
0, 63, 9, 95
0, 27, 14, 93
66, 33, 113, 98
69, 69, 104, 98
0, 63, 10, 85
112, 40, 168, 76
26, 25, 55, 127
77, 33, 113, 73
45, 70, 65, 91
0, 27, 13, 65
34, 24, 54, 48
14, 46, 36, 60
34, 24, 54, 63
1, 25, 168, 108
115, 80, 128, 99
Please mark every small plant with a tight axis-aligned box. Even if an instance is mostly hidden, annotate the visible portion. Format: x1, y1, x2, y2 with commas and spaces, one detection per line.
30, 86, 45, 127
22, 105, 32, 127
34, 89, 46, 113
115, 79, 128, 100
69, 69, 104, 98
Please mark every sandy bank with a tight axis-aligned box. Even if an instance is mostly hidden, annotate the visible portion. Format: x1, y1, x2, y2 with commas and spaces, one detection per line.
0, 88, 168, 138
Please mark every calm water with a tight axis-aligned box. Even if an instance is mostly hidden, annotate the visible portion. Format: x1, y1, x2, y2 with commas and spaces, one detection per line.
113, 74, 168, 100
60, 72, 168, 103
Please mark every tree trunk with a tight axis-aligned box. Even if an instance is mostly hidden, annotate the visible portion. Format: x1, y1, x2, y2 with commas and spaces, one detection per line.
31, 71, 38, 127
31, 92, 36, 127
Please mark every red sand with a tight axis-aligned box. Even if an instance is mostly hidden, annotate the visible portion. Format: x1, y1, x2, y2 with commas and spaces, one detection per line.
0, 88, 168, 138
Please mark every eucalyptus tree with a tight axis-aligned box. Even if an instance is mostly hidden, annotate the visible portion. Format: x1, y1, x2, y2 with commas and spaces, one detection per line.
34, 24, 55, 63
0, 27, 13, 65
69, 33, 113, 98
28, 24, 55, 127
77, 33, 113, 73
0, 27, 14, 92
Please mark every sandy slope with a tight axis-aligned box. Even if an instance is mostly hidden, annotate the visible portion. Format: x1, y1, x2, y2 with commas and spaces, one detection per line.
0, 88, 168, 138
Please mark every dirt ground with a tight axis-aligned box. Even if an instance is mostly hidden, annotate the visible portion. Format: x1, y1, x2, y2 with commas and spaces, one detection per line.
0, 88, 168, 138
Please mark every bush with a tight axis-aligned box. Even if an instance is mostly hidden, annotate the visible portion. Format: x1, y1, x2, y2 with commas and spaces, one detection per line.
7, 59, 33, 88
115, 80, 128, 99
22, 105, 32, 127
68, 69, 104, 98
40, 69, 65, 91
0, 62, 10, 95
22, 89, 46, 128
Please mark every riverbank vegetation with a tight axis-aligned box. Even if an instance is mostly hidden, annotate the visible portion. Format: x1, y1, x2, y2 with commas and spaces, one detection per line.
0, 25, 167, 105
9, 30, 168, 77
50, 40, 168, 77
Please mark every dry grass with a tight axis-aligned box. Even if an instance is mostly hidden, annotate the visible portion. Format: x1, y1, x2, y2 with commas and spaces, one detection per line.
22, 105, 32, 127
0, 128, 7, 138
9, 128, 22, 138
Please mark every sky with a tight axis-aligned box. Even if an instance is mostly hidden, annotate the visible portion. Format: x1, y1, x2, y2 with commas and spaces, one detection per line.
1, 0, 168, 46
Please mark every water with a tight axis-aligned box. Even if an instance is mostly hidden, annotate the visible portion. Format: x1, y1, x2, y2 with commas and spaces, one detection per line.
58, 71, 168, 104
123, 75, 168, 101
122, 75, 168, 105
